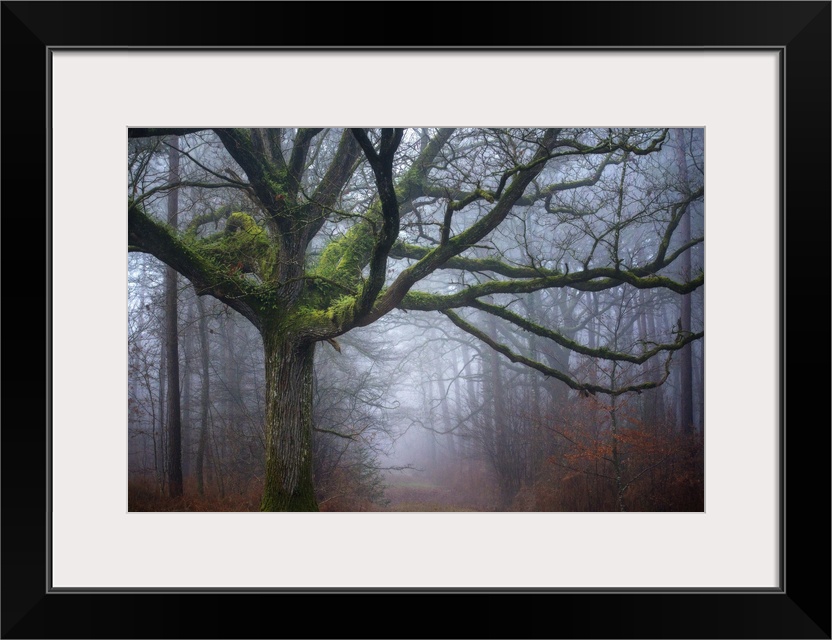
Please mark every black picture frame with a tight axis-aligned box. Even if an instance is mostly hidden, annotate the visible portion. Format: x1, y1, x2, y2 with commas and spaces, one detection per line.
3, 2, 829, 638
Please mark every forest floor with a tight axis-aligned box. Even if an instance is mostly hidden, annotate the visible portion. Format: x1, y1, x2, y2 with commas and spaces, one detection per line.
379, 474, 486, 512
128, 474, 488, 512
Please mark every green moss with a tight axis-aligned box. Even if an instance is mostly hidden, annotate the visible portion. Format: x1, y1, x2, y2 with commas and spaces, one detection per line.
316, 221, 375, 285
311, 162, 429, 305
401, 290, 443, 310
394, 164, 424, 203
326, 294, 357, 327
224, 211, 260, 234
197, 212, 274, 279
474, 188, 495, 204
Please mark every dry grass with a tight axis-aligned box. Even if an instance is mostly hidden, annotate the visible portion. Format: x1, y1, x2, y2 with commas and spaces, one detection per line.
128, 441, 702, 514
382, 475, 484, 512
129, 476, 262, 512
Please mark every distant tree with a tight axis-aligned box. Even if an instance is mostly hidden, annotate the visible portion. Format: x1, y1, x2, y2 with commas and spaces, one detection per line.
673, 128, 696, 435
128, 128, 704, 511
163, 135, 184, 497
194, 294, 211, 496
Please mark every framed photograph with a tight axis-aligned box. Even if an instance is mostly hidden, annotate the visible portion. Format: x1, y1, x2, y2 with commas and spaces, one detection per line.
4, 1, 828, 637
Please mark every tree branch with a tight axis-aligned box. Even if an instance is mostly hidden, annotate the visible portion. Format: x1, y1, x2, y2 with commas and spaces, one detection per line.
349, 128, 405, 320
363, 128, 563, 324
305, 129, 363, 237
469, 298, 703, 364
128, 200, 263, 329
287, 128, 324, 200
441, 310, 673, 397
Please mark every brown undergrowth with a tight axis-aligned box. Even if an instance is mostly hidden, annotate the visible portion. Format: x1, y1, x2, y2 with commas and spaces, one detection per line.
128, 476, 262, 512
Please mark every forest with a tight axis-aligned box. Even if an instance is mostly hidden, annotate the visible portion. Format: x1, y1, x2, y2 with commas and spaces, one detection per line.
127, 127, 704, 512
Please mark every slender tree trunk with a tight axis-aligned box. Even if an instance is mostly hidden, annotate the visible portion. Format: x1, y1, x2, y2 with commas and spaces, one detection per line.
437, 365, 456, 461
459, 342, 478, 479
165, 136, 183, 497
484, 311, 512, 508
260, 334, 318, 511
210, 424, 225, 499
164, 279, 183, 497
610, 397, 627, 512
696, 339, 705, 439
181, 294, 194, 478
645, 299, 666, 421
195, 295, 210, 496
157, 343, 166, 493
525, 291, 545, 479
420, 374, 437, 471
637, 292, 652, 424
674, 129, 694, 436
451, 347, 465, 465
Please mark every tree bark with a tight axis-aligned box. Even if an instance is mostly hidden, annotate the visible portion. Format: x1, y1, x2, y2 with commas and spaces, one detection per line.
181, 295, 194, 478
674, 129, 694, 436
483, 309, 514, 508
164, 277, 183, 497
165, 136, 183, 497
195, 295, 210, 496
644, 297, 666, 421
260, 334, 318, 511
157, 336, 166, 493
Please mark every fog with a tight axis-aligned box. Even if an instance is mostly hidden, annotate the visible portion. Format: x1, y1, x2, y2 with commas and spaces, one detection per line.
128, 127, 704, 512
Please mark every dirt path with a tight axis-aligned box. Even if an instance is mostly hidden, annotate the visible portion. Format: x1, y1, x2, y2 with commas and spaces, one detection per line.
382, 477, 482, 512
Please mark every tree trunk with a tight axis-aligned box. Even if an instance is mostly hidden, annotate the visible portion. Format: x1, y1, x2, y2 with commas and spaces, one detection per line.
157, 342, 166, 493
645, 299, 666, 421
459, 342, 478, 478
484, 310, 513, 508
195, 295, 210, 496
165, 136, 183, 497
181, 297, 193, 479
165, 267, 183, 497
420, 367, 438, 470
674, 129, 694, 436
260, 334, 318, 511
437, 367, 456, 461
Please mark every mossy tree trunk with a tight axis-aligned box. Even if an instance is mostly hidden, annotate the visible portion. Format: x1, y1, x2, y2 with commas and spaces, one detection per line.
260, 333, 318, 511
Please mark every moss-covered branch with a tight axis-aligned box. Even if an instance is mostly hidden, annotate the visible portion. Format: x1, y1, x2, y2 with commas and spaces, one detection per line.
654, 186, 705, 266
357, 129, 568, 323
312, 129, 456, 328
186, 204, 235, 233
213, 128, 288, 223
128, 200, 266, 328
348, 128, 404, 321
397, 266, 702, 313
251, 128, 287, 172
469, 298, 703, 364
197, 212, 276, 281
390, 242, 561, 278
441, 310, 673, 397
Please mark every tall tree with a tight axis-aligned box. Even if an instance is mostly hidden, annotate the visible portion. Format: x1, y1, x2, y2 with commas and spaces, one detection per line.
194, 294, 211, 496
128, 128, 704, 511
164, 135, 183, 497
673, 128, 694, 436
